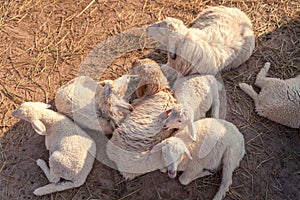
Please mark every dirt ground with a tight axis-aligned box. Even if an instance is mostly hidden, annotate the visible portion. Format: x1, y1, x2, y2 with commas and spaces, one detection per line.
0, 0, 299, 200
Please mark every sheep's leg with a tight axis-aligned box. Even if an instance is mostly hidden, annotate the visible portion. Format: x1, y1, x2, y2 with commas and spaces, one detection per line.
254, 62, 270, 88
212, 150, 236, 200
187, 121, 197, 141
36, 159, 60, 183
238, 83, 258, 104
211, 95, 220, 119
215, 74, 227, 120
179, 166, 204, 185
33, 181, 82, 196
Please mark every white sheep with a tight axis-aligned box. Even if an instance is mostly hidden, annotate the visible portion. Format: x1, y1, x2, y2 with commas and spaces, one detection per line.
106, 59, 178, 180
12, 102, 96, 196
132, 58, 171, 98
161, 74, 221, 141
147, 6, 255, 76
239, 62, 300, 128
55, 75, 133, 135
151, 118, 245, 200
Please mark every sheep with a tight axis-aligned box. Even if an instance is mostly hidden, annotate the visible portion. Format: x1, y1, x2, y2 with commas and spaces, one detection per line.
239, 62, 300, 128
151, 118, 245, 200
55, 75, 133, 135
12, 102, 96, 196
106, 59, 178, 180
147, 6, 255, 76
132, 58, 171, 98
160, 74, 221, 141
96, 75, 135, 127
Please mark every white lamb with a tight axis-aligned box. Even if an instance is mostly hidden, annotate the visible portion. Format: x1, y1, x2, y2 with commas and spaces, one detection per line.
55, 75, 133, 135
147, 6, 255, 76
239, 62, 300, 128
106, 59, 178, 180
161, 74, 221, 141
151, 118, 245, 200
12, 102, 96, 196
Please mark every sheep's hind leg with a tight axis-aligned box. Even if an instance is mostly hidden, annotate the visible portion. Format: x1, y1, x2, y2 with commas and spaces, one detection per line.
36, 159, 60, 183
254, 62, 270, 88
211, 150, 236, 200
33, 181, 81, 196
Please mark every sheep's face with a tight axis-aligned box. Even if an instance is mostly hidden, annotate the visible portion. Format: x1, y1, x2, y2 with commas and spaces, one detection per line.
12, 102, 50, 120
98, 78, 134, 112
162, 107, 189, 130
151, 137, 192, 179
146, 17, 186, 46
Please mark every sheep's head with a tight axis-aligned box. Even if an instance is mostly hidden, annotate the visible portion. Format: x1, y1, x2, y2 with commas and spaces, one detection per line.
147, 17, 187, 60
98, 75, 134, 112
99, 74, 133, 99
146, 17, 187, 45
12, 102, 51, 135
160, 106, 190, 130
151, 137, 192, 179
132, 59, 169, 97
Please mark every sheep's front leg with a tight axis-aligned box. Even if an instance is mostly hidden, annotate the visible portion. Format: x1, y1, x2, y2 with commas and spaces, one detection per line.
179, 165, 204, 185
211, 97, 220, 119
36, 159, 60, 183
254, 62, 270, 88
187, 122, 197, 141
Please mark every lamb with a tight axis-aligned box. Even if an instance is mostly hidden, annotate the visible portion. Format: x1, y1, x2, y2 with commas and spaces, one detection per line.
151, 118, 245, 200
55, 75, 133, 135
12, 102, 96, 196
239, 62, 300, 128
161, 74, 221, 141
106, 59, 178, 180
147, 6, 255, 76
132, 58, 171, 98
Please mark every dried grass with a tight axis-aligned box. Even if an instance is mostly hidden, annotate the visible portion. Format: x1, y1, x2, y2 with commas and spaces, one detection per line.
0, 0, 299, 199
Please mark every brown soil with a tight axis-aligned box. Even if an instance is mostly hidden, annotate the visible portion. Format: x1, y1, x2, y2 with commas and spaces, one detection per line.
0, 1, 299, 200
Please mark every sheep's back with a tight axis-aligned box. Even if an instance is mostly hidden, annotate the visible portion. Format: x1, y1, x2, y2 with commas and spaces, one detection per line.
256, 79, 300, 128
173, 75, 216, 118
110, 91, 177, 152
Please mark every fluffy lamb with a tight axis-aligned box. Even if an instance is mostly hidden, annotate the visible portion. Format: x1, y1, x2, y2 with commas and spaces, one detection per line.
106, 59, 178, 180
147, 6, 255, 76
12, 102, 96, 196
97, 75, 135, 127
132, 58, 171, 98
55, 75, 133, 135
239, 62, 300, 128
151, 118, 245, 200
161, 74, 221, 141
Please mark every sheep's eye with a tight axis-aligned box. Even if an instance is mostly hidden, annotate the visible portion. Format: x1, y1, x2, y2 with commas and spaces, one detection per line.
178, 119, 182, 123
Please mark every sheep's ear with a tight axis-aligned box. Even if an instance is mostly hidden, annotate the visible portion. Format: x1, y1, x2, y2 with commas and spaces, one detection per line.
165, 108, 173, 117
185, 148, 193, 160
116, 99, 134, 111
168, 41, 177, 60
36, 102, 51, 109
31, 119, 46, 135
198, 129, 223, 159
150, 142, 165, 153
98, 80, 110, 87
103, 85, 112, 97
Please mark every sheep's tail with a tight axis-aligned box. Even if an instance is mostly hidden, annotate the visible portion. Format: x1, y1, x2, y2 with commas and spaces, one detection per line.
239, 83, 258, 103
33, 181, 81, 196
